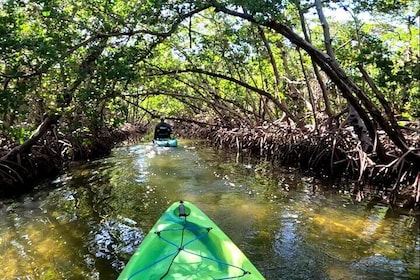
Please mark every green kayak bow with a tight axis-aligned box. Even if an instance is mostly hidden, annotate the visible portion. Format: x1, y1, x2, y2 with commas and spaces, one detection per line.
118, 201, 265, 280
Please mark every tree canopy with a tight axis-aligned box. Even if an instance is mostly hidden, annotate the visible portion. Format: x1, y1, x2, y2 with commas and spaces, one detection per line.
1, 0, 419, 159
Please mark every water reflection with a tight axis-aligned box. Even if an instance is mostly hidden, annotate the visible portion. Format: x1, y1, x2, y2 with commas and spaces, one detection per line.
0, 142, 418, 279
90, 217, 143, 270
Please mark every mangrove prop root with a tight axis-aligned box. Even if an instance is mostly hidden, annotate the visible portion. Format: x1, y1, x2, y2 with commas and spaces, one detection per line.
0, 120, 148, 197
176, 121, 419, 209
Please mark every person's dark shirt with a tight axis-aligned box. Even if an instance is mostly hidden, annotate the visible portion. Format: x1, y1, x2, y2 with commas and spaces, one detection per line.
154, 121, 172, 139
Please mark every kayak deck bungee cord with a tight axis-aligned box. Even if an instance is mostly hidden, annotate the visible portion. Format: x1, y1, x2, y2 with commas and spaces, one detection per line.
118, 200, 265, 280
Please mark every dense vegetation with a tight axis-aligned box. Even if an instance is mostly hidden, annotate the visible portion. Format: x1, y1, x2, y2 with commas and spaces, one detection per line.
0, 0, 419, 206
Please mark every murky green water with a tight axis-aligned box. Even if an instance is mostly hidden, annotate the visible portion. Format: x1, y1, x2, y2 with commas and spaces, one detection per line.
0, 141, 419, 279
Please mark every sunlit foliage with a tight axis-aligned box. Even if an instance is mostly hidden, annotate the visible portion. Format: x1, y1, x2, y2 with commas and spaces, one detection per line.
0, 0, 418, 139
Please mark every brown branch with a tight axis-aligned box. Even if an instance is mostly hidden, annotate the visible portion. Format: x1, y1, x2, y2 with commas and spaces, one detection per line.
357, 64, 402, 133
123, 90, 254, 126
121, 96, 212, 127
148, 68, 303, 127
1, 115, 58, 161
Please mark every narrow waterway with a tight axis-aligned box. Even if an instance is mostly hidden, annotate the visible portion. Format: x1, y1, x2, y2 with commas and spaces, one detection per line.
0, 141, 419, 279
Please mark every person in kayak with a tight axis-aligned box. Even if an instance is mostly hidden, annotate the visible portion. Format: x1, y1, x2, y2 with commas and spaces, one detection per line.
154, 116, 172, 140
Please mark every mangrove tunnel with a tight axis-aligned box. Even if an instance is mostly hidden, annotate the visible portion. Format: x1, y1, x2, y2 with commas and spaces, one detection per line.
1, 1, 419, 209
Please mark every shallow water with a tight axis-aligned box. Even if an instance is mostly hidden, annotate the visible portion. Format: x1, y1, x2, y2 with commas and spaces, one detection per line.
0, 141, 419, 279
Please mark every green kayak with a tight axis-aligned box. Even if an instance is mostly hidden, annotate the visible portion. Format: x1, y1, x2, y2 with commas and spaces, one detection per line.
118, 201, 265, 280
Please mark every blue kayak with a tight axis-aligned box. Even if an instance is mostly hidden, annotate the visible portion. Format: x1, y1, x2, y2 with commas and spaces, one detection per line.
154, 138, 178, 147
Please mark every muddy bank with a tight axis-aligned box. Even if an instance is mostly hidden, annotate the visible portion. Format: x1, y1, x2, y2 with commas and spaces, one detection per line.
175, 121, 420, 210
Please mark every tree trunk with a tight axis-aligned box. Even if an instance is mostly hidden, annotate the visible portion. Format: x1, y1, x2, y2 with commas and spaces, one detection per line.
313, 0, 371, 147
297, 48, 319, 130
297, 2, 334, 119
315, 0, 335, 59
